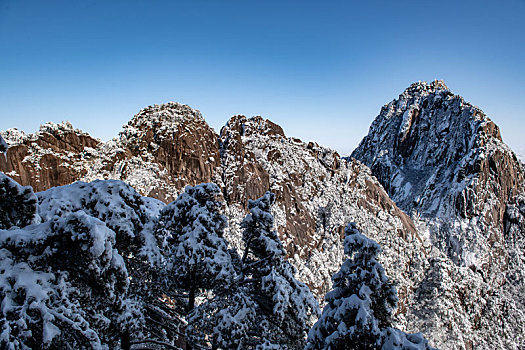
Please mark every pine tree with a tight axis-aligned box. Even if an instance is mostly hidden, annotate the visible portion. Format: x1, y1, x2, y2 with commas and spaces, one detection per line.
186, 285, 256, 350
241, 192, 320, 349
0, 172, 38, 229
305, 222, 433, 350
0, 210, 131, 349
156, 183, 235, 312
187, 192, 319, 349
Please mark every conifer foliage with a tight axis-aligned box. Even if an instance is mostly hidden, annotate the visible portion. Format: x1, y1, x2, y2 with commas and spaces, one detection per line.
0, 178, 133, 349
241, 192, 320, 349
0, 172, 38, 229
155, 183, 235, 313
186, 191, 320, 350
305, 223, 433, 350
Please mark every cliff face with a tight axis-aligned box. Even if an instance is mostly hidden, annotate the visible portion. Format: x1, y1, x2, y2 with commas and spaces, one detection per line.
351, 80, 524, 229
352, 80, 525, 349
80, 102, 222, 203
0, 122, 99, 192
217, 115, 426, 309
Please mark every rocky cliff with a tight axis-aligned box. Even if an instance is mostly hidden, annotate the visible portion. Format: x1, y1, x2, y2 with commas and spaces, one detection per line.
0, 122, 100, 192
352, 80, 525, 349
2, 82, 525, 349
0, 102, 431, 338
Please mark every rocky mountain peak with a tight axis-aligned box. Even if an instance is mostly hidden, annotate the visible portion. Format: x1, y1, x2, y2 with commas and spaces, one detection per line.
351, 80, 520, 223
351, 82, 525, 348
124, 102, 203, 133
221, 114, 285, 139
119, 102, 206, 147
402, 79, 449, 95
0, 122, 99, 192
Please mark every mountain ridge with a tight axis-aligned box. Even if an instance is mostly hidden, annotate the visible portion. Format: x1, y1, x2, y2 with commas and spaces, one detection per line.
1, 81, 525, 348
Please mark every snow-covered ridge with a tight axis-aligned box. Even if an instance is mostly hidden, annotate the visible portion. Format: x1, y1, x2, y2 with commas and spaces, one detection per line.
2, 86, 525, 348
352, 80, 525, 349
120, 102, 204, 144
2, 121, 95, 147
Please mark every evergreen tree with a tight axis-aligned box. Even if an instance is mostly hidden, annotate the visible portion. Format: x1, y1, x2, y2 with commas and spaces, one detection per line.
187, 192, 319, 349
241, 192, 320, 349
0, 211, 131, 349
156, 183, 235, 313
305, 223, 433, 350
0, 172, 38, 229
186, 285, 256, 350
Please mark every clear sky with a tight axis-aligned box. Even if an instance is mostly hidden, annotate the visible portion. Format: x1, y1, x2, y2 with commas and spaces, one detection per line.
1, 0, 524, 156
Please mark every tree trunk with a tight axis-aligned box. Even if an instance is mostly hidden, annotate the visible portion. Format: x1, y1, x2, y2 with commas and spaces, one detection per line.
188, 285, 196, 313
121, 331, 130, 350
186, 271, 197, 350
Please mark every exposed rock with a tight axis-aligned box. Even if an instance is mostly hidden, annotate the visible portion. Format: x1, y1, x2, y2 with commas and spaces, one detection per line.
219, 115, 271, 207
3, 84, 525, 349
218, 115, 428, 326
81, 102, 222, 203
352, 80, 525, 349
0, 122, 99, 192
351, 80, 524, 228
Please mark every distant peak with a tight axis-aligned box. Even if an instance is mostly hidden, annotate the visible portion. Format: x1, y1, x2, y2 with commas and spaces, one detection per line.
136, 102, 202, 118
403, 80, 449, 96
125, 102, 204, 133
39, 121, 76, 134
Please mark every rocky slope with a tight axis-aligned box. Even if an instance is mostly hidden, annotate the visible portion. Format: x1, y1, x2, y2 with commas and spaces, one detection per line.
352, 80, 525, 349
0, 122, 100, 192
1, 82, 524, 349
0, 102, 432, 339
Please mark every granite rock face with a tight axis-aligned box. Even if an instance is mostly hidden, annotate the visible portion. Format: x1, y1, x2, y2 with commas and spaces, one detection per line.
0, 122, 99, 192
352, 80, 525, 349
2, 82, 525, 349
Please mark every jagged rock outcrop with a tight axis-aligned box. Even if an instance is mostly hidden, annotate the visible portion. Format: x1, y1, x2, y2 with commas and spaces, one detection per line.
82, 102, 222, 203
351, 80, 524, 229
3, 84, 525, 349
0, 122, 99, 192
0, 103, 429, 337
352, 80, 525, 349
217, 114, 429, 336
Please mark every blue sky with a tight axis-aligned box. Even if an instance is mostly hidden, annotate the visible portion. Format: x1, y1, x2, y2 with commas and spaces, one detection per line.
1, 0, 524, 155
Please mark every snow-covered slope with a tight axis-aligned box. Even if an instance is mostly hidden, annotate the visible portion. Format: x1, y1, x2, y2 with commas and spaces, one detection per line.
218, 115, 429, 311
352, 80, 525, 349
0, 104, 434, 343
2, 85, 525, 348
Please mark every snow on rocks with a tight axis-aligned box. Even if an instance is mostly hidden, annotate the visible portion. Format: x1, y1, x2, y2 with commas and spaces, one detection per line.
352, 80, 525, 349
2, 85, 525, 348
0, 134, 7, 160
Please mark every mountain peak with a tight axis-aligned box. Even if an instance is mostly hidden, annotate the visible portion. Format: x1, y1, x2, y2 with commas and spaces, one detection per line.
124, 102, 203, 135
403, 80, 449, 95
352, 82, 520, 220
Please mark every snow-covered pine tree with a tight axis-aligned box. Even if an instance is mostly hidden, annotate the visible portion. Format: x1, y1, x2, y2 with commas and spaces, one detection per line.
186, 284, 257, 350
240, 192, 320, 349
0, 172, 38, 229
155, 183, 236, 349
305, 222, 433, 350
0, 210, 131, 349
187, 192, 319, 349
